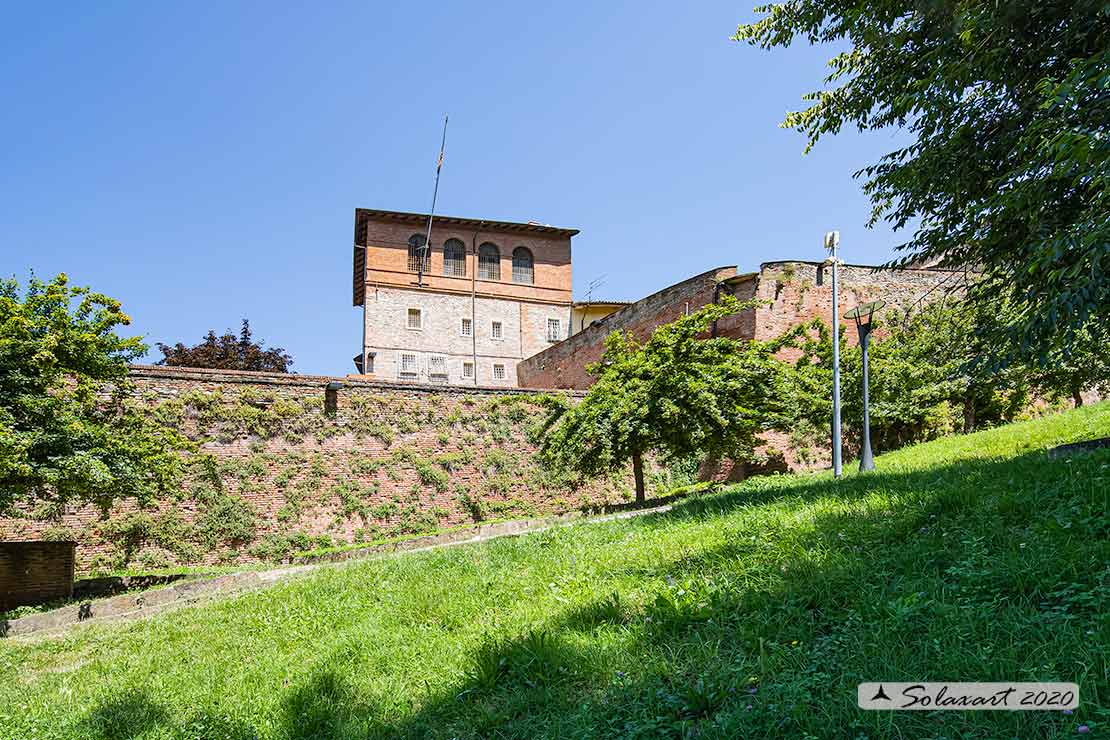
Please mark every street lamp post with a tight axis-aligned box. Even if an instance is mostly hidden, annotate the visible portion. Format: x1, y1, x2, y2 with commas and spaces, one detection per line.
823, 231, 842, 478
844, 300, 886, 472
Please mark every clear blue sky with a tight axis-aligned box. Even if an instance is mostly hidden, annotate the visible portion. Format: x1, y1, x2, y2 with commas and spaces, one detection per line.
1, 1, 912, 375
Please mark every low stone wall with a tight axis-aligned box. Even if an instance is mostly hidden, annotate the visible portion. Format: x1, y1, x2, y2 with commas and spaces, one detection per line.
0, 541, 76, 611
0, 366, 656, 574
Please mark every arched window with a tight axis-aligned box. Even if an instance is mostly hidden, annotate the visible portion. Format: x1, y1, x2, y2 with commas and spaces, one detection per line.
512, 247, 534, 284
407, 234, 430, 273
478, 242, 500, 280
443, 238, 466, 277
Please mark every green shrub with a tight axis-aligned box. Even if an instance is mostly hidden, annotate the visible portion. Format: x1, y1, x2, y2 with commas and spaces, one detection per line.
195, 492, 259, 547
413, 459, 450, 492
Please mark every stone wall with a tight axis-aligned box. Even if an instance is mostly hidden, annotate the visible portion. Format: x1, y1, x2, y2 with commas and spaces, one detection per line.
362, 287, 571, 386
0, 366, 649, 574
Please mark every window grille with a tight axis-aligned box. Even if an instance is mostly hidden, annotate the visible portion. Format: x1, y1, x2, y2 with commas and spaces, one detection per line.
428, 355, 447, 382
478, 242, 500, 280
546, 318, 561, 342
407, 308, 422, 330
512, 247, 534, 284
461, 318, 472, 336
493, 364, 506, 380
443, 238, 466, 277
407, 234, 430, 273
462, 361, 474, 379
400, 353, 418, 379
491, 321, 503, 340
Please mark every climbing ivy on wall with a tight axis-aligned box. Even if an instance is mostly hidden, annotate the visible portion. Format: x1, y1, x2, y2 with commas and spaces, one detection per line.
9, 384, 640, 574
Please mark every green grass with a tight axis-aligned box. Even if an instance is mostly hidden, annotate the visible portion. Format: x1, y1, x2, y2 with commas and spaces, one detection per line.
2, 404, 1108, 739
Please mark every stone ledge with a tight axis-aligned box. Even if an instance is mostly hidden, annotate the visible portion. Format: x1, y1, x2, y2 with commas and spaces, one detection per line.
127, 364, 584, 396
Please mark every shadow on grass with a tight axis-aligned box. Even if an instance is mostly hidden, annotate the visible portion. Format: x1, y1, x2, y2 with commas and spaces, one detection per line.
74, 447, 1105, 739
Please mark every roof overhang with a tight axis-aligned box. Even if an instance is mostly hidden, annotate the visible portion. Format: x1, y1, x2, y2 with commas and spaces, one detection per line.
354, 208, 579, 245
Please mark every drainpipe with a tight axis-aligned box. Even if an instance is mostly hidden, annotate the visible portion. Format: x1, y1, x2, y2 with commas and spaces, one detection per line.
470, 223, 483, 385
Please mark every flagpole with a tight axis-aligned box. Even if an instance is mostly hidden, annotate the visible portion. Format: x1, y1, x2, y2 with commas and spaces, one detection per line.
418, 115, 449, 288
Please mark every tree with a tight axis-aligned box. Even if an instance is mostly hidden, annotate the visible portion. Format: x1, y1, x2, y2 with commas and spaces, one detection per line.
787, 299, 1033, 454
1030, 320, 1110, 408
156, 319, 293, 372
0, 274, 187, 516
734, 2, 1110, 361
539, 297, 789, 503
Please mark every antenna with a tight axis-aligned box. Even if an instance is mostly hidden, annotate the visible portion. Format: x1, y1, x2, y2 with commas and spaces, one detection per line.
418, 115, 449, 288
581, 275, 607, 331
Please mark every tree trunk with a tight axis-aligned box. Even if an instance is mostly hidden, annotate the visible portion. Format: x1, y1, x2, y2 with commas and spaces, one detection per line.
632, 451, 645, 505
962, 396, 976, 434
1073, 387, 1084, 408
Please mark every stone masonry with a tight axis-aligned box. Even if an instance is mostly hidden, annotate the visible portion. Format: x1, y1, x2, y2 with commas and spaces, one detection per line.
353, 209, 576, 387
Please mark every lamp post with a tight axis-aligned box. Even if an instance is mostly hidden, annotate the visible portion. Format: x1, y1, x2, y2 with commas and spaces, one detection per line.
823, 231, 842, 478
844, 300, 886, 472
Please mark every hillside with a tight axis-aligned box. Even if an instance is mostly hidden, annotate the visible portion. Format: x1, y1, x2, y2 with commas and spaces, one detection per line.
2, 404, 1107, 739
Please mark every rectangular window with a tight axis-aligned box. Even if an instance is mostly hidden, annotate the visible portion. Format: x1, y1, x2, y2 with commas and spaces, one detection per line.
428, 355, 447, 382
493, 364, 506, 381
400, 353, 417, 379
407, 308, 422, 330
461, 317, 472, 337
546, 318, 561, 342
491, 321, 503, 340
462, 361, 474, 379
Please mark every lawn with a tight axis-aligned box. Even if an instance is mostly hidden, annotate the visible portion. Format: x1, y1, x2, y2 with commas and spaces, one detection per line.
2, 404, 1107, 739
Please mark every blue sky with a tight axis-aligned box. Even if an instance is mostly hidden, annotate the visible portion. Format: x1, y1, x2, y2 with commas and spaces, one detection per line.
1, 1, 912, 375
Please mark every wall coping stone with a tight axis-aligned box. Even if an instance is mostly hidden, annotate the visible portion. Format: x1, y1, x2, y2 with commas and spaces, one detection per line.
128, 364, 586, 397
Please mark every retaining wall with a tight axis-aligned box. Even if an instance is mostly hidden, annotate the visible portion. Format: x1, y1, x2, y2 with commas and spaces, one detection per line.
0, 366, 649, 573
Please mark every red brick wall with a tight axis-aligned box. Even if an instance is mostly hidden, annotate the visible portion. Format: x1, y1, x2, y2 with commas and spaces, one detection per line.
751, 261, 966, 360
518, 261, 962, 390
0, 541, 75, 611
517, 267, 741, 389
0, 366, 639, 573
516, 260, 963, 476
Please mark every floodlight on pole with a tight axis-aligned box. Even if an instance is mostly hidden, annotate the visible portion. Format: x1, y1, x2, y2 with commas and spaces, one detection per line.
844, 299, 886, 472
823, 231, 842, 479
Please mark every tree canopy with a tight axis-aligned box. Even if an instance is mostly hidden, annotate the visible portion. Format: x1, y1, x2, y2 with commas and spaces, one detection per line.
735, 1, 1110, 360
156, 319, 293, 372
0, 274, 186, 516
539, 296, 790, 502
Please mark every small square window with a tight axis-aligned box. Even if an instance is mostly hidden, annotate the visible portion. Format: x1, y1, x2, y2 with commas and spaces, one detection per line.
493, 364, 506, 380
407, 308, 422, 330
461, 318, 472, 337
546, 318, 561, 342
462, 361, 474, 379
400, 353, 417, 379
491, 321, 503, 340
428, 355, 447, 381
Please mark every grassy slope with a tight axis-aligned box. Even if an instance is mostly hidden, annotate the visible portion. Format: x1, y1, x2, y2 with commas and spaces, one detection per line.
2, 404, 1107, 740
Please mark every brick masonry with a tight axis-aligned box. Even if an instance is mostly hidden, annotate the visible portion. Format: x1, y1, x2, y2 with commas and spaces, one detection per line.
354, 209, 576, 386
0, 365, 645, 574
0, 541, 76, 611
517, 266, 742, 389
518, 260, 964, 387
517, 260, 966, 477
